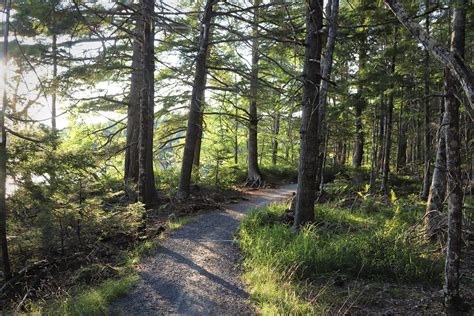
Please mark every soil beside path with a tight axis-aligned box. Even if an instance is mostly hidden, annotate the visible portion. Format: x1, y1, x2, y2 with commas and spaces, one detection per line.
110, 184, 297, 316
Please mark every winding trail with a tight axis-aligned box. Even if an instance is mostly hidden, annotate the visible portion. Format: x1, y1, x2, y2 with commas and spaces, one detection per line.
110, 184, 297, 316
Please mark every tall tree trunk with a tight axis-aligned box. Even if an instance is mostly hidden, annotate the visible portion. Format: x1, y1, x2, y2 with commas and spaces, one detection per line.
444, 0, 466, 310
234, 107, 239, 165
369, 99, 380, 191
381, 39, 397, 194
138, 0, 157, 207
397, 100, 407, 172
316, 0, 339, 189
192, 103, 204, 179
246, 0, 263, 187
0, 0, 12, 280
352, 7, 367, 168
176, 0, 214, 198
353, 100, 365, 168
271, 111, 280, 165
381, 92, 394, 193
292, 0, 324, 230
124, 10, 143, 199
51, 33, 58, 131
421, 0, 432, 200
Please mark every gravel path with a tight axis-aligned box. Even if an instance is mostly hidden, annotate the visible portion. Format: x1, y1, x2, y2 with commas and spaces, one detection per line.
110, 184, 297, 316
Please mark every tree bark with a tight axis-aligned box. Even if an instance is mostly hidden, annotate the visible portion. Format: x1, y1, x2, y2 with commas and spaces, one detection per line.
443, 0, 466, 310
271, 111, 280, 165
246, 0, 263, 187
124, 9, 143, 198
51, 33, 58, 131
352, 6, 367, 169
397, 100, 407, 172
292, 0, 324, 230
192, 102, 204, 179
424, 103, 449, 241
0, 0, 12, 280
176, 0, 215, 198
369, 98, 380, 191
381, 38, 397, 194
421, 5, 432, 199
384, 0, 474, 108
138, 0, 157, 207
421, 2, 432, 199
316, 0, 339, 189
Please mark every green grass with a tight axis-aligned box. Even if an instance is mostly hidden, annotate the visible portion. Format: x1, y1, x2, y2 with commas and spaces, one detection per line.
42, 240, 156, 315
50, 275, 138, 316
166, 215, 196, 230
44, 212, 201, 315
237, 202, 443, 315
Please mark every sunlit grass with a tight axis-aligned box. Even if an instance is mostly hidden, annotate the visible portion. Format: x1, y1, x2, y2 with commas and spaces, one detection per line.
45, 239, 157, 315
166, 215, 196, 230
237, 202, 443, 314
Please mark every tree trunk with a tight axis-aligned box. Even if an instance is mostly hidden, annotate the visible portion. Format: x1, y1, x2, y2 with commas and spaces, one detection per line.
246, 0, 263, 187
381, 39, 396, 194
444, 1, 466, 310
124, 10, 143, 199
397, 100, 407, 172
381, 92, 394, 193
234, 107, 239, 165
51, 32, 58, 131
353, 100, 365, 168
271, 111, 280, 165
292, 0, 324, 230
369, 100, 380, 191
176, 0, 214, 198
421, 0, 432, 200
424, 107, 448, 241
192, 104, 204, 179
0, 0, 11, 280
352, 7, 367, 169
316, 0, 339, 189
138, 0, 157, 207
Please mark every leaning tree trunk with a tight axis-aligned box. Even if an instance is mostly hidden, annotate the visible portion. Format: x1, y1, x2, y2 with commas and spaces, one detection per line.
0, 0, 11, 280
176, 0, 214, 198
124, 9, 143, 199
246, 0, 263, 187
138, 0, 157, 207
384, 0, 473, 108
444, 0, 466, 310
292, 0, 324, 230
424, 104, 447, 241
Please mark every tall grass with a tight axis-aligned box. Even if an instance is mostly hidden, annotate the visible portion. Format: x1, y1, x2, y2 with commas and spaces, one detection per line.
237, 203, 443, 314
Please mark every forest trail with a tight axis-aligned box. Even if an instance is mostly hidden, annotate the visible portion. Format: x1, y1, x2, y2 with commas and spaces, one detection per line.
110, 184, 297, 315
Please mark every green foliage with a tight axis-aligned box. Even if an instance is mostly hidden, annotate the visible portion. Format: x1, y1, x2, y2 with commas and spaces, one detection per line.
237, 202, 443, 314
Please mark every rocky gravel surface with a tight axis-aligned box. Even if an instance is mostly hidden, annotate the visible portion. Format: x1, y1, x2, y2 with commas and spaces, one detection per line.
110, 184, 297, 316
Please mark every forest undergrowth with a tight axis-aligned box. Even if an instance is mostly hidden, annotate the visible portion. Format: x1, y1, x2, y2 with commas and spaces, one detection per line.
237, 167, 474, 315
0, 163, 296, 314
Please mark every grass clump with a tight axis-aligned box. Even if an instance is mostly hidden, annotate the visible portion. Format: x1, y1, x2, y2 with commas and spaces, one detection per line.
46, 240, 156, 315
51, 275, 138, 316
237, 202, 443, 314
